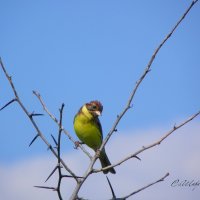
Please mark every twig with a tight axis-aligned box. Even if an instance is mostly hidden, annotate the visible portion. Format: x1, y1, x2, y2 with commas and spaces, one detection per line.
94, 110, 200, 173
33, 90, 92, 160
44, 104, 84, 199
69, 1, 199, 199
105, 173, 169, 200
122, 172, 169, 199
0, 58, 78, 182
56, 103, 65, 200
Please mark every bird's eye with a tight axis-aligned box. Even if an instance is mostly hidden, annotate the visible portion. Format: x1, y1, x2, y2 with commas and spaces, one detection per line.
92, 105, 97, 110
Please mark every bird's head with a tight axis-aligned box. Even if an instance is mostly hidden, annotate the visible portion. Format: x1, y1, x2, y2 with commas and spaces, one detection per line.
85, 100, 103, 117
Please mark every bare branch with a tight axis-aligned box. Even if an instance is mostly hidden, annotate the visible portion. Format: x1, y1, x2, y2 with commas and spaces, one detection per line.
0, 59, 78, 181
94, 110, 200, 173
122, 172, 170, 199
56, 103, 65, 200
33, 90, 92, 160
74, 173, 169, 199
32, 91, 59, 123
100, 0, 199, 152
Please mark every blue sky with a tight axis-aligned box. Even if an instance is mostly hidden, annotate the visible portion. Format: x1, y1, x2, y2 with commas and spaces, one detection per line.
1, 0, 199, 161
0, 1, 200, 199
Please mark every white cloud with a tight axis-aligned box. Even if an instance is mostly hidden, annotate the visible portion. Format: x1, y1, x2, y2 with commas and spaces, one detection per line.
0, 122, 200, 200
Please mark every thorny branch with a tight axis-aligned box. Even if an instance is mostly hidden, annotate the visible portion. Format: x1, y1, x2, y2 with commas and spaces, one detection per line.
56, 103, 65, 200
0, 58, 78, 182
32, 90, 92, 159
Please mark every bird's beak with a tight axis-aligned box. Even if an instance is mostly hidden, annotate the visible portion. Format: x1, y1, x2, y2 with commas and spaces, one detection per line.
94, 111, 101, 116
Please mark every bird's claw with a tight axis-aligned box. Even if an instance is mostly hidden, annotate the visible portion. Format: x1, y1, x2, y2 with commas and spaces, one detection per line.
74, 141, 84, 149
74, 141, 80, 149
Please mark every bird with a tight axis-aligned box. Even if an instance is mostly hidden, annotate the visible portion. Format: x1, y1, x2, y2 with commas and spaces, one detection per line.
73, 100, 116, 174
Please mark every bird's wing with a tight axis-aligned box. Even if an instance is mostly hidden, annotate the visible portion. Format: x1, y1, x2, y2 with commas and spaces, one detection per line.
95, 117, 103, 142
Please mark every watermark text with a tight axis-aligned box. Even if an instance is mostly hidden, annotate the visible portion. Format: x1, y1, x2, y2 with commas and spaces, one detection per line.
171, 179, 200, 191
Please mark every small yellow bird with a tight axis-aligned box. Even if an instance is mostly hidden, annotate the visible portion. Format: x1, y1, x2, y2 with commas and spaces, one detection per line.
73, 100, 116, 174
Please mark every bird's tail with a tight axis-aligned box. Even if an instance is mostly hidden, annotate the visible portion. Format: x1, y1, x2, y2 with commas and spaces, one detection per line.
99, 148, 116, 174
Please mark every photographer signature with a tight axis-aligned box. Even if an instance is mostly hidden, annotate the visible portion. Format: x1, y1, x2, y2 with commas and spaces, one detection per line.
171, 179, 200, 191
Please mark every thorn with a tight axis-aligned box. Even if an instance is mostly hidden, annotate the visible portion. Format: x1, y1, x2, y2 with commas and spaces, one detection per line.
134, 155, 141, 161
106, 176, 116, 199
29, 134, 39, 147
45, 166, 59, 182
32, 90, 40, 97
0, 98, 17, 111
34, 185, 56, 191
47, 145, 53, 151
33, 113, 44, 117
51, 134, 58, 146
62, 175, 84, 179
29, 112, 44, 118
173, 124, 177, 130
